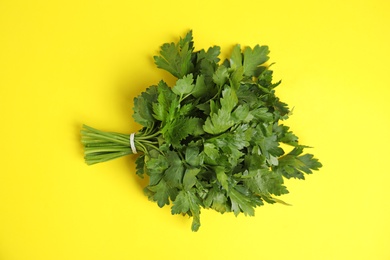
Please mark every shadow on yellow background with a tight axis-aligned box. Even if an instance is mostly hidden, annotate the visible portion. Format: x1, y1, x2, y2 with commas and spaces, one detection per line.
1, 0, 389, 259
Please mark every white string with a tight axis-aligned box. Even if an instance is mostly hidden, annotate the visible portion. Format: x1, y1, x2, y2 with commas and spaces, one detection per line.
129, 133, 137, 154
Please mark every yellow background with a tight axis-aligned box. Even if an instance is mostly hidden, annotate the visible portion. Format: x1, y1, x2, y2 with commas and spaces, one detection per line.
1, 0, 389, 259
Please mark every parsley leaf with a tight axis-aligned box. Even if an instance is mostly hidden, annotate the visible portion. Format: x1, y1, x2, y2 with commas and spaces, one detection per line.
243, 45, 270, 77
172, 74, 195, 96
153, 31, 195, 78
276, 146, 322, 179
133, 86, 158, 127
171, 190, 201, 231
203, 87, 238, 134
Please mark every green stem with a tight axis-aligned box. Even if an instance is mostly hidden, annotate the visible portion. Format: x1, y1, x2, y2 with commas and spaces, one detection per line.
80, 124, 159, 165
84, 146, 131, 155
84, 151, 133, 165
81, 131, 129, 145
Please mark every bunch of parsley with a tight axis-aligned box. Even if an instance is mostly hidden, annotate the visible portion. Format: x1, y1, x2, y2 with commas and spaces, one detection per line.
81, 31, 322, 231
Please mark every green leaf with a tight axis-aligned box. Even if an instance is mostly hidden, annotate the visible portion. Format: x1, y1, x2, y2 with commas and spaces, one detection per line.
203, 109, 234, 135
204, 187, 228, 213
188, 117, 206, 136
171, 190, 190, 214
251, 107, 273, 122
183, 167, 201, 190
133, 85, 158, 127
164, 151, 184, 188
244, 167, 288, 196
135, 154, 145, 178
258, 67, 281, 89
153, 31, 194, 78
251, 124, 284, 162
171, 190, 201, 232
146, 154, 169, 185
185, 146, 203, 167
298, 153, 323, 173
199, 59, 216, 84
220, 86, 238, 112
179, 102, 196, 116
209, 99, 218, 115
197, 46, 221, 63
230, 66, 244, 90
243, 45, 270, 77
215, 166, 229, 191
179, 30, 194, 50
236, 83, 263, 108
152, 81, 176, 122
168, 117, 205, 147
229, 44, 243, 69
203, 143, 220, 163
273, 124, 298, 146
210, 127, 249, 152
192, 74, 209, 98
203, 87, 238, 135
172, 74, 195, 96
276, 146, 322, 179
273, 98, 290, 120
212, 65, 229, 86
228, 187, 255, 216
231, 104, 253, 123
166, 95, 180, 124
158, 94, 180, 144
147, 179, 175, 207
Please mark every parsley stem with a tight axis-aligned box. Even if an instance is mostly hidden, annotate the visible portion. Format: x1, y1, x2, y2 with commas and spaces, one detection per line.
84, 146, 131, 155
136, 140, 158, 145
82, 132, 129, 146
81, 124, 162, 165
136, 130, 160, 140
81, 125, 135, 165
84, 151, 133, 165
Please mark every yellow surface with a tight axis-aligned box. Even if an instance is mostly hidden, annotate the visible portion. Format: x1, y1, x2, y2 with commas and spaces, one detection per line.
1, 0, 389, 259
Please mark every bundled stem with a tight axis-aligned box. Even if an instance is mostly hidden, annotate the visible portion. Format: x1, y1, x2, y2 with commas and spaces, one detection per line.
81, 125, 133, 165
80, 125, 159, 165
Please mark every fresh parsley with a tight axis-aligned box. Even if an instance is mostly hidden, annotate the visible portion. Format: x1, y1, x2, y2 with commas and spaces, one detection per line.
81, 31, 322, 231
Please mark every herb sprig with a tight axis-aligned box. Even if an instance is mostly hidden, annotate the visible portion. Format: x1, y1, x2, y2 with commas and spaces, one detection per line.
81, 31, 322, 231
